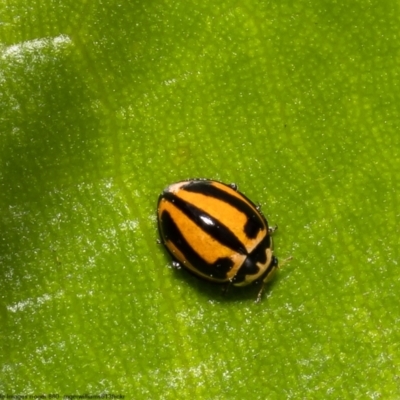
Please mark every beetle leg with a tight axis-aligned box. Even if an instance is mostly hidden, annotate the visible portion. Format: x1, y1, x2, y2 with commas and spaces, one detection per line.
268, 225, 278, 234
256, 282, 267, 303
278, 256, 293, 268
255, 256, 292, 303
222, 281, 232, 296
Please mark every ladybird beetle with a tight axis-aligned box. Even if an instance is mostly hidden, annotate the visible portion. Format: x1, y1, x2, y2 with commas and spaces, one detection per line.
157, 179, 282, 302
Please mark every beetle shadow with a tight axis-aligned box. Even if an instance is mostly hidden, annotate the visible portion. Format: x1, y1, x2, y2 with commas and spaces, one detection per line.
169, 265, 283, 303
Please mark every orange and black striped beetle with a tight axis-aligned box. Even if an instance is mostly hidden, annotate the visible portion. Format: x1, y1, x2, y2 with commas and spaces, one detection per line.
157, 179, 284, 302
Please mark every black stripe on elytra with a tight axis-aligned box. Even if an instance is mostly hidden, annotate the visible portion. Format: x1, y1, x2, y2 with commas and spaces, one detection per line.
163, 191, 248, 255
159, 210, 234, 279
182, 181, 267, 239
232, 235, 275, 284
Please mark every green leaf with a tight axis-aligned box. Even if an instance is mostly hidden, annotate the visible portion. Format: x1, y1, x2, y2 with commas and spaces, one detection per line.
1, 0, 399, 398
